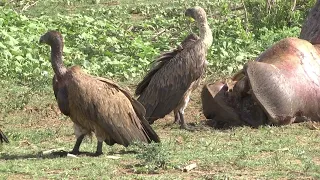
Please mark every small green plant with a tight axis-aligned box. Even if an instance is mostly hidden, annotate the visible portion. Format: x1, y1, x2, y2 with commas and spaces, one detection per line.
129, 141, 173, 174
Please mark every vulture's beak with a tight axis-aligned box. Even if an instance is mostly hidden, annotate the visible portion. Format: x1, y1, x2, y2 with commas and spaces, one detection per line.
186, 16, 195, 23
186, 17, 194, 33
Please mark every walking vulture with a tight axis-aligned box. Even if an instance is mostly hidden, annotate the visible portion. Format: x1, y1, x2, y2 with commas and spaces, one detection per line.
39, 31, 160, 156
135, 6, 213, 130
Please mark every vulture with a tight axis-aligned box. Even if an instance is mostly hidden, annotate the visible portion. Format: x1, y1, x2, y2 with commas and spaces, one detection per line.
135, 6, 213, 130
0, 129, 9, 144
39, 31, 160, 156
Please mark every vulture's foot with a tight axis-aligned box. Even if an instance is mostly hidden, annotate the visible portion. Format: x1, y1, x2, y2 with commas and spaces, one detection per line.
69, 150, 81, 155
172, 118, 181, 125
94, 141, 103, 156
173, 110, 181, 124
172, 121, 180, 125
178, 111, 194, 131
180, 124, 195, 132
93, 151, 103, 157
70, 134, 85, 155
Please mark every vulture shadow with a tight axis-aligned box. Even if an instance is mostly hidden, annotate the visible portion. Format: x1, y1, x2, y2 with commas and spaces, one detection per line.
49, 149, 138, 157
191, 120, 233, 131
0, 152, 68, 160
203, 118, 263, 130
162, 120, 228, 131
0, 149, 138, 160
108, 149, 137, 155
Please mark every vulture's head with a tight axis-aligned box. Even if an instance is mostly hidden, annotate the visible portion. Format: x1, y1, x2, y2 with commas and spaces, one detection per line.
39, 30, 63, 46
185, 6, 207, 23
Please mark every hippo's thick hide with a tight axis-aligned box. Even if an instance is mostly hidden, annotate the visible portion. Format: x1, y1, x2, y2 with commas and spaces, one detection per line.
202, 38, 320, 127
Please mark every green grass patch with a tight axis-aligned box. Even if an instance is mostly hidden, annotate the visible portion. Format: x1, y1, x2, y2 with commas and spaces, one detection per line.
1, 81, 320, 179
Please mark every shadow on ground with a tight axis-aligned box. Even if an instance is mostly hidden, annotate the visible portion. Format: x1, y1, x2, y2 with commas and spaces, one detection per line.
0, 149, 138, 160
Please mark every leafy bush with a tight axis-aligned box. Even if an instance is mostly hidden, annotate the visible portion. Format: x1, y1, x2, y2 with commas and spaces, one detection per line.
0, 0, 316, 85
245, 0, 316, 34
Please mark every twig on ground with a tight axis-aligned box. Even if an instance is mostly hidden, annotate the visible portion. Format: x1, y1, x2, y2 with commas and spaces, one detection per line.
151, 29, 167, 41
182, 163, 197, 172
106, 155, 121, 159
40, 148, 65, 156
21, 0, 38, 12
67, 153, 78, 158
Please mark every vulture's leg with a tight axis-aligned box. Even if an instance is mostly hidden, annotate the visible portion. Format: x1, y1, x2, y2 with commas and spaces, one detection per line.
173, 109, 181, 124
94, 141, 103, 156
70, 134, 85, 155
178, 94, 195, 131
179, 110, 194, 131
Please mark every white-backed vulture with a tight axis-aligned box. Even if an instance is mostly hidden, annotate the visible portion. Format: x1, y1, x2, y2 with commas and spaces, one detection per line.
0, 129, 9, 143
39, 31, 160, 156
135, 7, 213, 130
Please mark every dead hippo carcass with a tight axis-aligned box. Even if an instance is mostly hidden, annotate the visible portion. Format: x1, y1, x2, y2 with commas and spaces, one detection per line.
202, 37, 320, 128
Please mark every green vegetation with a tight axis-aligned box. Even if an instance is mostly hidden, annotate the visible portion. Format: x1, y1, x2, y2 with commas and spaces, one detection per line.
0, 0, 320, 179
0, 0, 315, 83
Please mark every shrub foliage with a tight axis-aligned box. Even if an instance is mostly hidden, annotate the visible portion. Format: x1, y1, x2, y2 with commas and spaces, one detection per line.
0, 0, 316, 84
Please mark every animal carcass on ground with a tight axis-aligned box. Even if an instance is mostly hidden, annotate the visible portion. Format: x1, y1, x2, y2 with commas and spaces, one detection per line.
202, 0, 320, 128
202, 37, 320, 128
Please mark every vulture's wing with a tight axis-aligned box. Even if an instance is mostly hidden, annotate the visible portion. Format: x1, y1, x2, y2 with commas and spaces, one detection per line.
0, 129, 9, 143
52, 75, 58, 99
52, 75, 70, 116
135, 33, 199, 96
137, 34, 206, 121
94, 76, 160, 143
68, 73, 160, 146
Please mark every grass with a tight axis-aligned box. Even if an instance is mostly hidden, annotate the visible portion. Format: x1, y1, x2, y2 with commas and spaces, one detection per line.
0, 80, 320, 179
0, 0, 320, 179
7, 0, 211, 17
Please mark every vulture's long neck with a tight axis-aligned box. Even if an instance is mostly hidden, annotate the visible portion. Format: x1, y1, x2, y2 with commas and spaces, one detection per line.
197, 18, 213, 50
50, 40, 67, 80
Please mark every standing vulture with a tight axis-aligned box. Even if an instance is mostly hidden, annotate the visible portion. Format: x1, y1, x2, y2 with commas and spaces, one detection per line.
135, 7, 213, 130
0, 129, 9, 144
39, 31, 160, 156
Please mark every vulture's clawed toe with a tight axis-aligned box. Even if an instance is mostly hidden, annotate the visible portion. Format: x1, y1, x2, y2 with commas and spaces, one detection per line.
180, 124, 195, 132
172, 119, 181, 125
69, 150, 81, 155
93, 152, 103, 157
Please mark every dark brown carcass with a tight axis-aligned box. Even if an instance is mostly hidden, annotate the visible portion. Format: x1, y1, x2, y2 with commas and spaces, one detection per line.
40, 31, 160, 156
0, 129, 9, 143
202, 37, 320, 128
135, 6, 213, 130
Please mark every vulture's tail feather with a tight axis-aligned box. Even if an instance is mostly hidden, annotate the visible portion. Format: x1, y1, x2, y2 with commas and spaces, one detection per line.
141, 118, 161, 143
131, 99, 160, 143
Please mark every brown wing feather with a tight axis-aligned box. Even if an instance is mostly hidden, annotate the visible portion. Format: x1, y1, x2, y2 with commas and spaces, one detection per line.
137, 35, 206, 122
0, 129, 9, 143
67, 71, 159, 146
52, 75, 58, 99
53, 75, 70, 116
135, 33, 200, 96
92, 76, 160, 143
